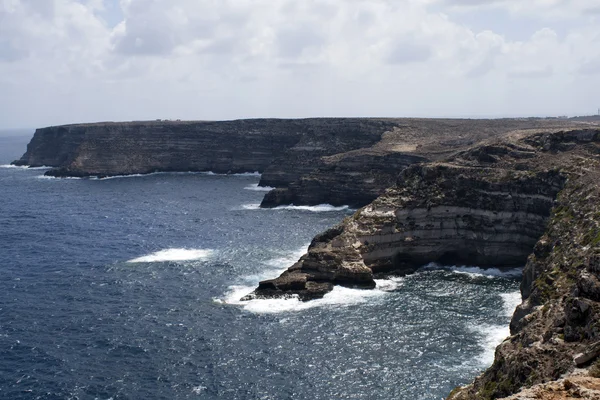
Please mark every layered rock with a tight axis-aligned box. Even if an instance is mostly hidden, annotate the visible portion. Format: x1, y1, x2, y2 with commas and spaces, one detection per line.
246, 128, 598, 301
260, 118, 584, 208
245, 128, 600, 399
15, 118, 584, 209
449, 130, 600, 399
15, 120, 308, 177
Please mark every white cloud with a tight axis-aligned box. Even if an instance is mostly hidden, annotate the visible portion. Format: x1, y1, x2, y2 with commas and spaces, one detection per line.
0, 0, 599, 128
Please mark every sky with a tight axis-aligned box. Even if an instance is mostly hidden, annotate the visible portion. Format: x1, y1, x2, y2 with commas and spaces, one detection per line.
0, 0, 599, 128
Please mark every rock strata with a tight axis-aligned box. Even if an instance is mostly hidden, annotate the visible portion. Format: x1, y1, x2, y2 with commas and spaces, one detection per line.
244, 127, 600, 400
15, 118, 584, 209
449, 129, 600, 399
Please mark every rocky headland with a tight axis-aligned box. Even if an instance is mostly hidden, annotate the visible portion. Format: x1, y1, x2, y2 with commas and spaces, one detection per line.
243, 125, 600, 399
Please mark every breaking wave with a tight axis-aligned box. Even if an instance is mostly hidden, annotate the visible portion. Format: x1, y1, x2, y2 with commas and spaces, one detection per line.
472, 291, 521, 366
218, 285, 387, 314
240, 203, 350, 212
216, 246, 403, 314
420, 263, 523, 279
244, 183, 274, 192
1, 164, 50, 170
127, 248, 213, 263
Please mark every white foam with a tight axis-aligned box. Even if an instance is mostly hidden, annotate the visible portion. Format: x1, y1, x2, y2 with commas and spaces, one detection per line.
275, 204, 350, 212
473, 323, 510, 366
127, 248, 213, 263
0, 164, 51, 170
219, 284, 387, 314
35, 175, 81, 180
192, 386, 207, 395
241, 203, 261, 210
202, 171, 261, 177
472, 291, 521, 366
34, 171, 261, 181
233, 172, 261, 177
239, 203, 349, 212
420, 263, 522, 279
500, 291, 522, 317
244, 183, 274, 192
374, 277, 405, 292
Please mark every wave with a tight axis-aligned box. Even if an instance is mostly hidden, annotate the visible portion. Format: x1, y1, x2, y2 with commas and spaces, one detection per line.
0, 164, 51, 170
35, 171, 262, 180
36, 175, 81, 180
472, 290, 521, 366
127, 248, 213, 263
241, 203, 261, 210
217, 284, 388, 314
244, 183, 274, 192
500, 291, 522, 317
217, 244, 403, 313
201, 171, 261, 177
240, 203, 350, 212
374, 277, 404, 292
420, 263, 522, 279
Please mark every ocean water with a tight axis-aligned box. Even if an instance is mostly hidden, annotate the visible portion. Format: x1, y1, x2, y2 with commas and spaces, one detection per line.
0, 132, 521, 400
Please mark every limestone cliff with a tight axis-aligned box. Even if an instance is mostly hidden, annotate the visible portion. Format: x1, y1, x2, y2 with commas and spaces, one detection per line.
244, 127, 600, 399
15, 118, 581, 209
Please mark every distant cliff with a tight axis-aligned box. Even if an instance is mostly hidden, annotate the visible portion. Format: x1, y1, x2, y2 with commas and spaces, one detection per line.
14, 118, 585, 209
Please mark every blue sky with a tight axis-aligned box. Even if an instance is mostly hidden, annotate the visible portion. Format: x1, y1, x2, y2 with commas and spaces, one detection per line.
0, 0, 599, 128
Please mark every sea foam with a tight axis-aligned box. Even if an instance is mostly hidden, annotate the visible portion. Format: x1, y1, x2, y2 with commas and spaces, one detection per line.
420, 263, 523, 279
217, 245, 403, 314
127, 248, 213, 263
472, 291, 521, 366
239, 203, 350, 212
219, 284, 388, 314
1, 164, 50, 170
244, 183, 274, 192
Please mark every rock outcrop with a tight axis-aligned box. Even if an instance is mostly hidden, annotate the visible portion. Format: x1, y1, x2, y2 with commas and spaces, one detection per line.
245, 127, 600, 400
245, 128, 599, 300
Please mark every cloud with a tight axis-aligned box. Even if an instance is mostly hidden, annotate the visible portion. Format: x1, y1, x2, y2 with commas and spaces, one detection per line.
385, 41, 432, 65
0, 0, 599, 128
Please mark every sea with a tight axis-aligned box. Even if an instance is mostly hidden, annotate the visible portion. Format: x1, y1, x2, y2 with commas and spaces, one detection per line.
0, 131, 521, 400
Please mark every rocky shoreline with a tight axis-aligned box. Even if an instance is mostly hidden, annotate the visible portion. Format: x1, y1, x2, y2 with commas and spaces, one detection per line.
244, 126, 600, 399
15, 117, 600, 398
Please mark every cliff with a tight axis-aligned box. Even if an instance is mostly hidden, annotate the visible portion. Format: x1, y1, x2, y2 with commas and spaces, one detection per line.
243, 126, 600, 399
15, 118, 582, 209
14, 116, 600, 397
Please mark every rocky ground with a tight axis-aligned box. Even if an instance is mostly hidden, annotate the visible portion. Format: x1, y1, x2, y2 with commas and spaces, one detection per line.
496, 372, 600, 399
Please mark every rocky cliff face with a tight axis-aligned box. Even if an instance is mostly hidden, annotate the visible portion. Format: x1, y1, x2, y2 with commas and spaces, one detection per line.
449, 129, 600, 399
259, 118, 583, 208
245, 128, 598, 300
15, 118, 582, 209
15, 120, 308, 176
245, 127, 600, 400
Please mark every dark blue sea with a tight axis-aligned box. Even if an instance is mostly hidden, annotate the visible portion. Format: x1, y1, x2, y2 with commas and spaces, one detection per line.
0, 131, 520, 400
